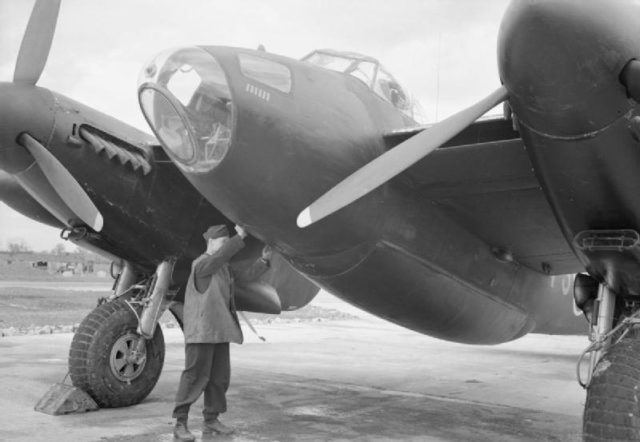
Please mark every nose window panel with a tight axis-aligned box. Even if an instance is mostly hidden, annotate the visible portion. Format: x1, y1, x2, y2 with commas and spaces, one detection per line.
138, 47, 233, 173
140, 88, 194, 162
238, 54, 292, 93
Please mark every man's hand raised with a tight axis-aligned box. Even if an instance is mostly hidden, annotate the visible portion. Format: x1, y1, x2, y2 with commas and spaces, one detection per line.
234, 225, 247, 239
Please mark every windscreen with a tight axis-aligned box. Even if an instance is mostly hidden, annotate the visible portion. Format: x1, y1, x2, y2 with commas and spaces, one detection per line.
304, 49, 427, 123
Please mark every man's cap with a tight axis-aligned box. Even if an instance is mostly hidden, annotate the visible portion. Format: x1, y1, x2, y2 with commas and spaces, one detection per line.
203, 225, 229, 240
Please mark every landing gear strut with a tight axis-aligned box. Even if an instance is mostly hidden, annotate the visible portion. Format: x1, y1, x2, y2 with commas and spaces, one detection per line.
68, 259, 176, 407
578, 280, 640, 441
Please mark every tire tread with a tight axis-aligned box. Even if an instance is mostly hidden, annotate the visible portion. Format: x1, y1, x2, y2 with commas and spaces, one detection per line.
584, 328, 640, 441
68, 299, 164, 408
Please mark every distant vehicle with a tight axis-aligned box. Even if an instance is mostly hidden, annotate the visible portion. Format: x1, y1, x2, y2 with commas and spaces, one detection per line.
55, 263, 74, 274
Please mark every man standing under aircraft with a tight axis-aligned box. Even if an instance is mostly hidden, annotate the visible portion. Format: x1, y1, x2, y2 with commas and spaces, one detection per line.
173, 224, 271, 441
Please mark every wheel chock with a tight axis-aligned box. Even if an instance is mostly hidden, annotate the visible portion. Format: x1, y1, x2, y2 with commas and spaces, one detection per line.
34, 382, 98, 415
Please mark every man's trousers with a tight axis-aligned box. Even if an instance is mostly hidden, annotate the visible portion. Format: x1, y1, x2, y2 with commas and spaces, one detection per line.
172, 342, 230, 422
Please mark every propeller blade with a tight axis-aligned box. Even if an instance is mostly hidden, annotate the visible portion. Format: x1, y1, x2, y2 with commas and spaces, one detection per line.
297, 85, 509, 228
13, 0, 61, 85
19, 133, 104, 232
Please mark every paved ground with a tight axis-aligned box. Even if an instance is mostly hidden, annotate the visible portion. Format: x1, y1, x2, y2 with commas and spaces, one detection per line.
0, 291, 586, 441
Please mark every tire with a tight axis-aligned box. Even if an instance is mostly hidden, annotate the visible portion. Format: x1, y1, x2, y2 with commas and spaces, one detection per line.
68, 298, 165, 408
583, 328, 640, 441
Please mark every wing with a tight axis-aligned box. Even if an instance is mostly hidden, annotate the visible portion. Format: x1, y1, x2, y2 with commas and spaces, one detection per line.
386, 118, 582, 275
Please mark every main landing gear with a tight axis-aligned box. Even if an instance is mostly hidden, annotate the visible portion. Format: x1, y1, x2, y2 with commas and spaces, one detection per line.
575, 275, 640, 441
68, 259, 180, 407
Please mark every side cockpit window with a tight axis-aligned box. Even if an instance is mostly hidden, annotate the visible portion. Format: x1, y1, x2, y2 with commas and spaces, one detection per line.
345, 61, 376, 87
238, 54, 292, 93
303, 51, 375, 87
373, 67, 410, 111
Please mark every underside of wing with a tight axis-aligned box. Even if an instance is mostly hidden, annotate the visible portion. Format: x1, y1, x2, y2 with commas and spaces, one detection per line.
386, 118, 583, 275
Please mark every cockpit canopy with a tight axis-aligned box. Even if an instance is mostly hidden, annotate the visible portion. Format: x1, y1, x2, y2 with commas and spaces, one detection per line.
302, 49, 426, 123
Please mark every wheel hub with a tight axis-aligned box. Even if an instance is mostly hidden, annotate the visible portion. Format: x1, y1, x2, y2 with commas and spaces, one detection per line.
109, 332, 147, 382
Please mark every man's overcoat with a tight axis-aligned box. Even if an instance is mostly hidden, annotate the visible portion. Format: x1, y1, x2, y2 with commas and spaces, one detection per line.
183, 236, 268, 344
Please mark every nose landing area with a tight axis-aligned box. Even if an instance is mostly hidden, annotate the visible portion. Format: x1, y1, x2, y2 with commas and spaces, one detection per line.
0, 315, 582, 441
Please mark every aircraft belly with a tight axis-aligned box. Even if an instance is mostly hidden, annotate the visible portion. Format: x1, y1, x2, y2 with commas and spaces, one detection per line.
310, 241, 535, 345
291, 202, 533, 345
287, 197, 587, 343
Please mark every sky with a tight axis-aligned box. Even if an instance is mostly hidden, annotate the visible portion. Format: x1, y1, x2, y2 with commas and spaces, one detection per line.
0, 0, 511, 252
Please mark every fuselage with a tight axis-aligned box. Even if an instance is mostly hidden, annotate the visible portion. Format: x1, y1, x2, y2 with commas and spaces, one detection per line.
138, 46, 585, 344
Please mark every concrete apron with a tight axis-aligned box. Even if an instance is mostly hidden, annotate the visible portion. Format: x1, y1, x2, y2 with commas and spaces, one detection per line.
0, 317, 585, 442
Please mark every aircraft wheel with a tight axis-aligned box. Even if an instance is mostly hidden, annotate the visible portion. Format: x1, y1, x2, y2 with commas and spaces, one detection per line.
68, 298, 165, 408
583, 327, 640, 441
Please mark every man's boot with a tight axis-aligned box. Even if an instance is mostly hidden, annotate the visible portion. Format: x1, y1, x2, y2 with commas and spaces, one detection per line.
203, 418, 234, 436
173, 420, 196, 442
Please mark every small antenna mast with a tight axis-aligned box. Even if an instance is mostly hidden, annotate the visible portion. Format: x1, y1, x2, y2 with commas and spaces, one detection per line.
435, 32, 442, 122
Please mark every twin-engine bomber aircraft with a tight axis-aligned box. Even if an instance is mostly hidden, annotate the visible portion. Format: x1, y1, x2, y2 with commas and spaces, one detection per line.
1, 0, 639, 440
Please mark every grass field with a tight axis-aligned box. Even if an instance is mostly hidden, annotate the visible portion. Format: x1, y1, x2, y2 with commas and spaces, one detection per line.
0, 261, 111, 282
0, 287, 111, 330
0, 285, 354, 336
